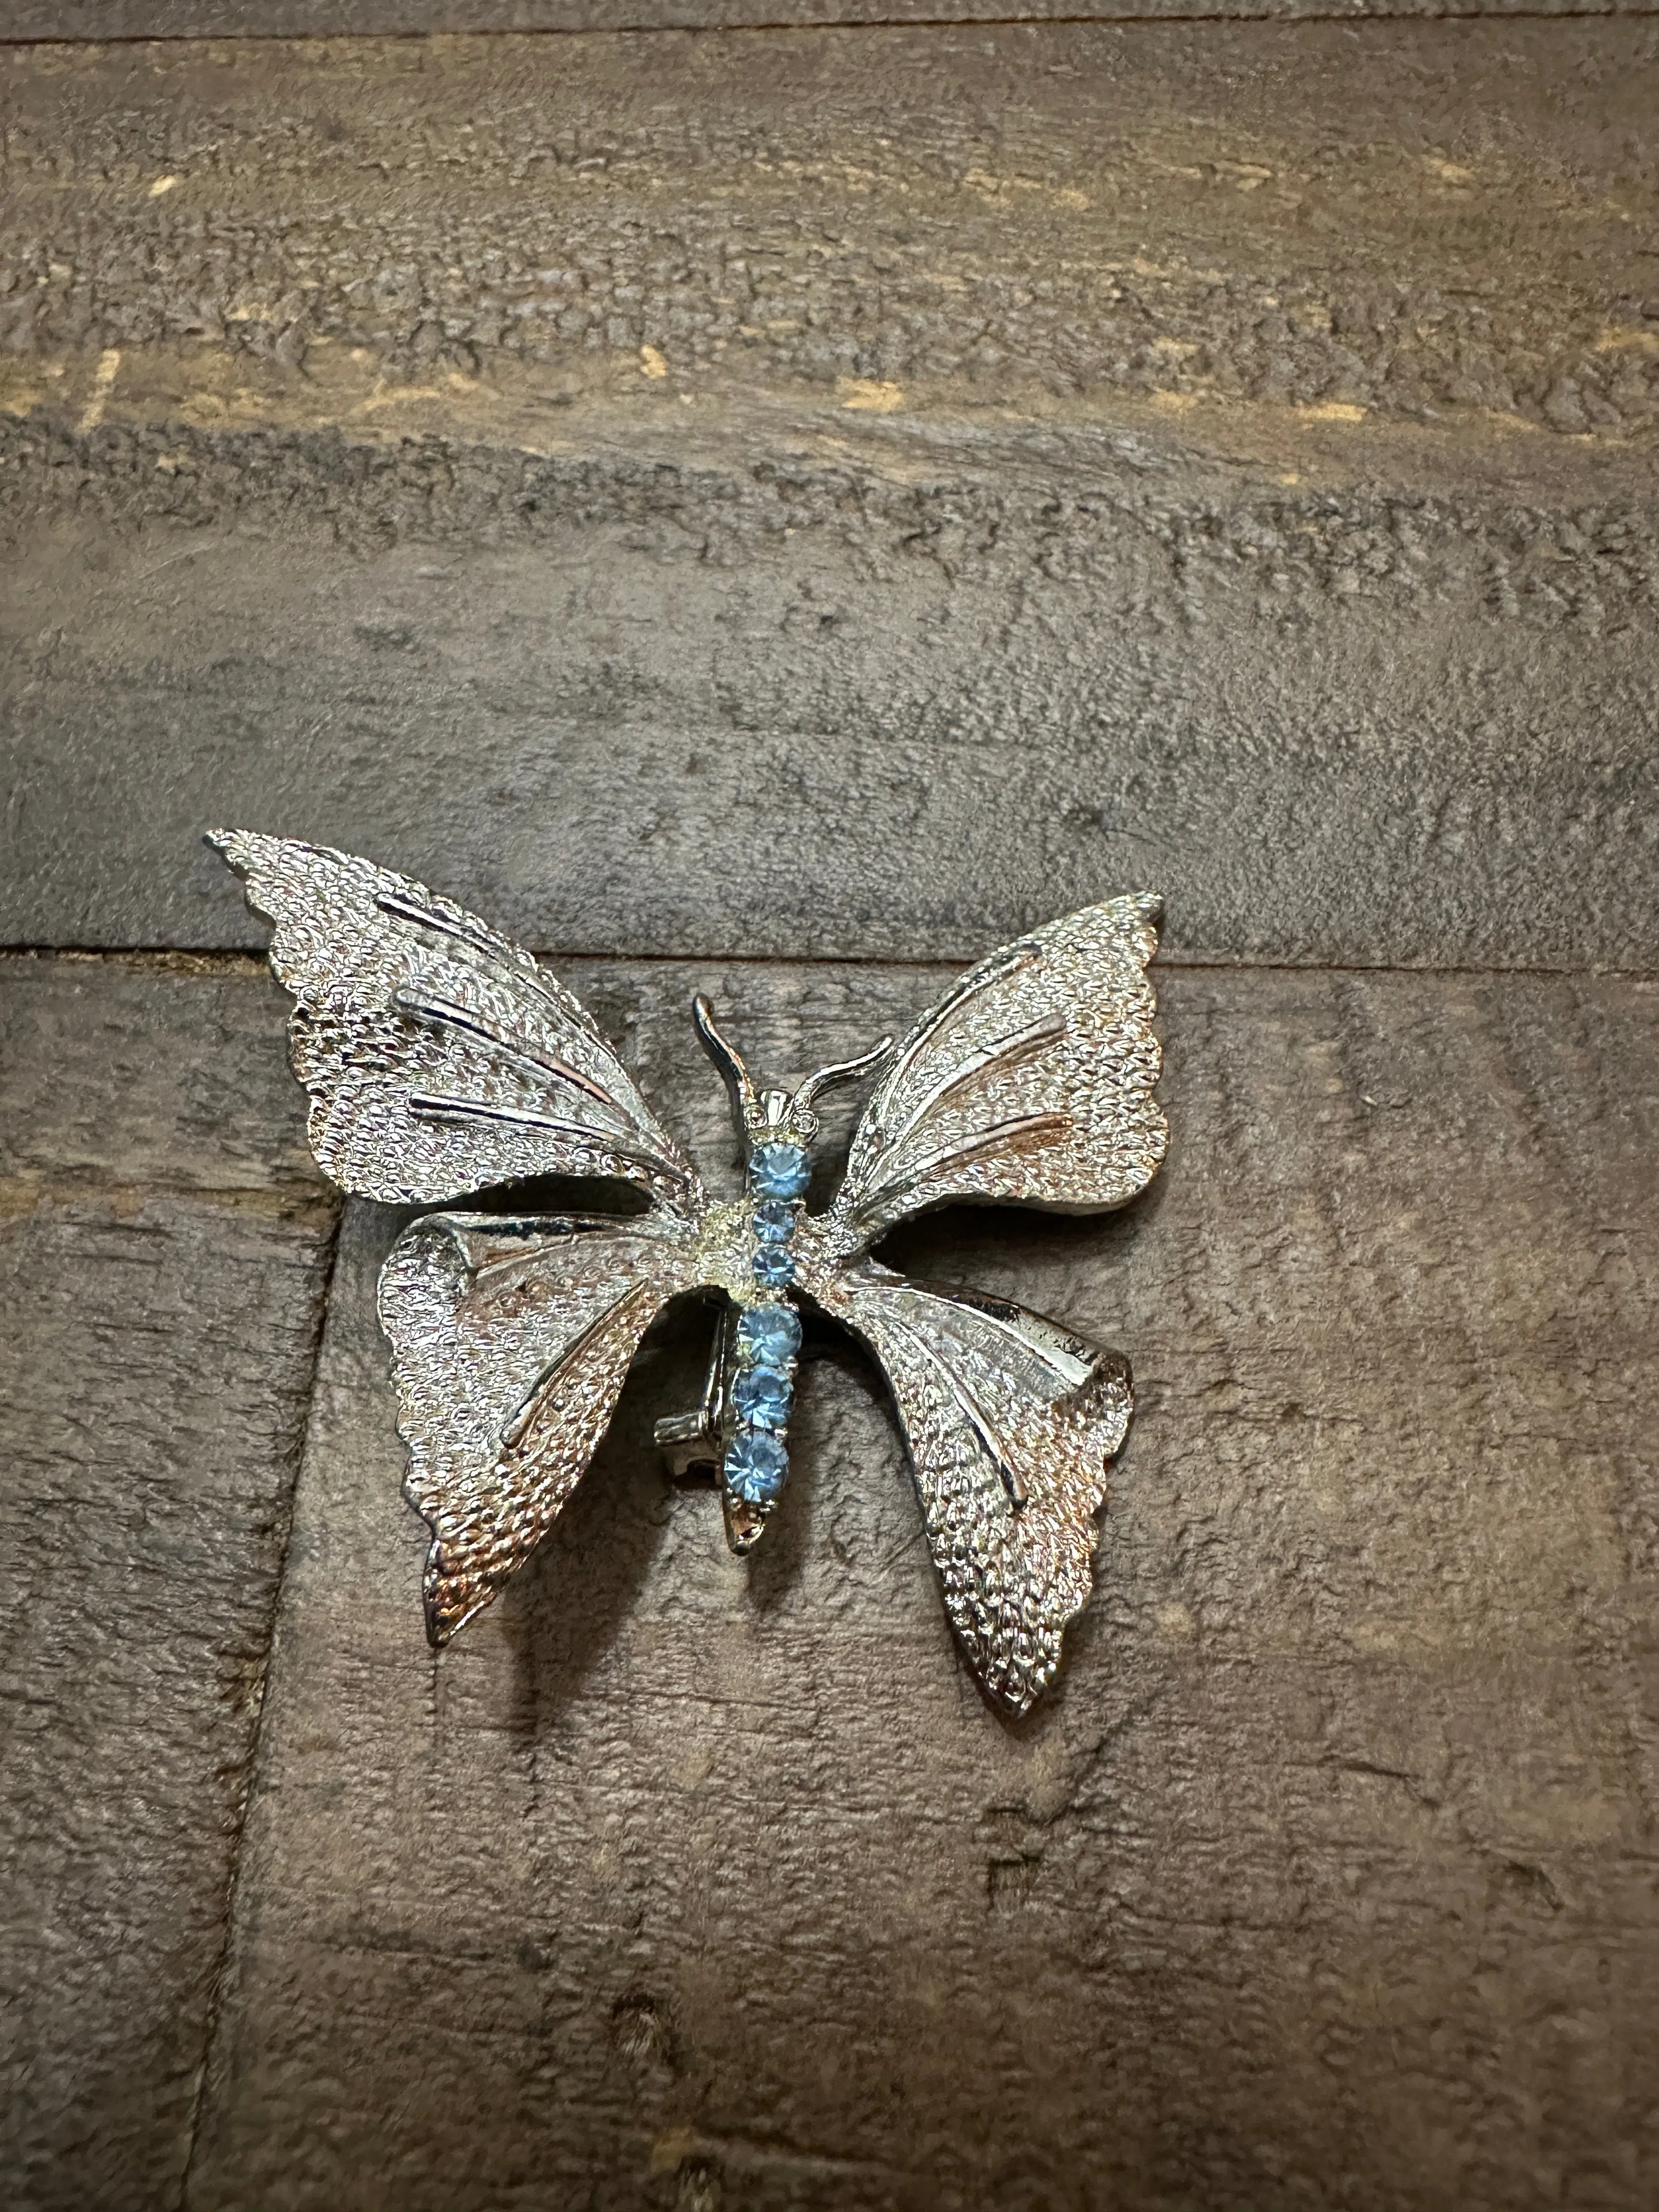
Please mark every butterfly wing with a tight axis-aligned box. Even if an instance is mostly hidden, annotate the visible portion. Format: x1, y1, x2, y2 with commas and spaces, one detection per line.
215, 832, 710, 1640
379, 1211, 695, 1642
211, 830, 701, 1214
830, 896, 1164, 1248
821, 1265, 1130, 1712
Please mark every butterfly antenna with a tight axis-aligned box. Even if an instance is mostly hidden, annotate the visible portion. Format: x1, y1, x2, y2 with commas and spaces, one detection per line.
692, 995, 760, 1150
794, 1034, 896, 1111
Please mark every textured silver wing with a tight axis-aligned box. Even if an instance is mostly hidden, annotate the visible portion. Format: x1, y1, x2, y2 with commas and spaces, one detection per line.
828, 897, 1165, 1249
378, 1212, 697, 1642
819, 1267, 1131, 1713
212, 830, 701, 1214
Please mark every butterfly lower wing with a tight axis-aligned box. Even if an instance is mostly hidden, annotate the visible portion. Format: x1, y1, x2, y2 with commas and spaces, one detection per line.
212, 831, 701, 1213
831, 897, 1165, 1248
377, 1211, 693, 1642
822, 1266, 1131, 1712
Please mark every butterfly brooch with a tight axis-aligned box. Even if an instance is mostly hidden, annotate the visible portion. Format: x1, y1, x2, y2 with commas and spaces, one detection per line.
213, 832, 1167, 1712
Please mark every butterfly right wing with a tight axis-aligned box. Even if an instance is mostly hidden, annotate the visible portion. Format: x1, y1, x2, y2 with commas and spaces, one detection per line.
817, 1264, 1131, 1713
378, 1210, 696, 1643
830, 896, 1165, 1248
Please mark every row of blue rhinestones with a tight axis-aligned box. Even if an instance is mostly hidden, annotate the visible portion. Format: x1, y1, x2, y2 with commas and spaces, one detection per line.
723, 1140, 811, 1507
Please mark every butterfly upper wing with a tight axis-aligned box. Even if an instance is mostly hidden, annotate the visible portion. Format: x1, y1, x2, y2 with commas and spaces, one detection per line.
830, 897, 1165, 1249
379, 1211, 696, 1642
212, 830, 701, 1215
819, 1266, 1130, 1712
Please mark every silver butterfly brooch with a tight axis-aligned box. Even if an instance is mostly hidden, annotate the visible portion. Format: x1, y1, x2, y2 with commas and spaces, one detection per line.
213, 833, 1167, 1712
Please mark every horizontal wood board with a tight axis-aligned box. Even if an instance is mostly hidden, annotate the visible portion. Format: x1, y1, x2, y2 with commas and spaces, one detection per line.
8, 22, 1658, 438
3, 22, 1658, 967
9, 439, 1659, 972
0, 956, 337, 2209
184, 956, 1659, 2211
9, 0, 1658, 41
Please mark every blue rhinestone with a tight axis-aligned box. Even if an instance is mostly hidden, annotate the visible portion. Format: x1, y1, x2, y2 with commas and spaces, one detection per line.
725, 1427, 788, 1504
736, 1303, 802, 1367
753, 1199, 797, 1244
752, 1244, 796, 1287
732, 1364, 792, 1430
749, 1141, 810, 1200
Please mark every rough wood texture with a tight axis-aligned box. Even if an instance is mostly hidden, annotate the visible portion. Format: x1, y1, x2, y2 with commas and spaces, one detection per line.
0, 955, 337, 2210
7, 24, 1657, 436
3, 23, 1658, 966
185, 959, 1659, 2212
8, 0, 1650, 40
1, 952, 323, 1196
11, 450, 1659, 972
5, 18, 1659, 2207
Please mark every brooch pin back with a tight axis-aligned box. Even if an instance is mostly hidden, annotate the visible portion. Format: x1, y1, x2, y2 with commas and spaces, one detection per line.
212, 832, 1166, 1713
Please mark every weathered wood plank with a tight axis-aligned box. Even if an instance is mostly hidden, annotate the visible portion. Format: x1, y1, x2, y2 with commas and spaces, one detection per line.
3, 0, 1647, 38
8, 22, 1659, 437
4, 427, 1657, 970
2, 22, 1657, 969
0, 950, 317, 1194
185, 958, 1659, 2211
5, 23, 1657, 436
0, 954, 337, 2210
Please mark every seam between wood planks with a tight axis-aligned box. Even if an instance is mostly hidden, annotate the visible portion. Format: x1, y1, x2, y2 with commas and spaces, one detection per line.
174, 1200, 345, 2212
3, 5, 1655, 48
0, 1177, 336, 1214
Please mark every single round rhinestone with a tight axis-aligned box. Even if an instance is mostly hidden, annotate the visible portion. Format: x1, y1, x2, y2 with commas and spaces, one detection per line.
752, 1198, 797, 1244
748, 1141, 810, 1201
752, 1244, 796, 1288
732, 1363, 792, 1430
736, 1302, 802, 1367
725, 1427, 788, 1504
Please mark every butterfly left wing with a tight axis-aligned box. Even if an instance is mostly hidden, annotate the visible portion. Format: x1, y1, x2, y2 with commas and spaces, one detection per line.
211, 830, 702, 1215
803, 896, 1163, 1705
817, 1265, 1131, 1713
379, 1210, 696, 1643
213, 832, 713, 1642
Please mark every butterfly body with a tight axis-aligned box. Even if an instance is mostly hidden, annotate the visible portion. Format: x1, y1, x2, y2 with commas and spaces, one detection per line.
214, 830, 1166, 1713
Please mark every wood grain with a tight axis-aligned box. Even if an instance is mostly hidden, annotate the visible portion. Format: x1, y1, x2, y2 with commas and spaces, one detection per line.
7, 0, 1650, 42
4, 21, 1658, 2207
183, 957, 1659, 2211
0, 955, 337, 2210
0, 952, 319, 1197
9, 444, 1658, 972
3, 23, 1658, 968
6, 23, 1657, 438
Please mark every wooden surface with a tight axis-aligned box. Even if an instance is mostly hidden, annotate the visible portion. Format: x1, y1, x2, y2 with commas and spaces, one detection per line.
1, 15, 1656, 2211
0, 957, 337, 2209
4, 24, 1659, 965
184, 961, 1659, 2212
7, 0, 1652, 43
